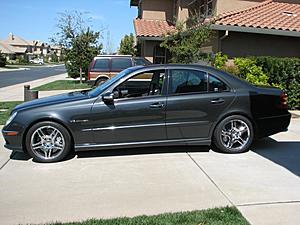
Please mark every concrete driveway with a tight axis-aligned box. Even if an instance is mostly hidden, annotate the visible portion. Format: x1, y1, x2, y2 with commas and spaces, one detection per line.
0, 119, 299, 225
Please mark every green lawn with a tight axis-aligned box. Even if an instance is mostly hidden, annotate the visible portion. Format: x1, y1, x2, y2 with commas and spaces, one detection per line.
0, 101, 22, 125
33, 80, 91, 91
49, 207, 250, 225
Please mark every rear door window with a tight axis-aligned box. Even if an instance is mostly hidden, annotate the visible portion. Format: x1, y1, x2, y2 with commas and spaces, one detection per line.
169, 69, 208, 94
208, 74, 229, 92
111, 58, 132, 71
93, 58, 110, 71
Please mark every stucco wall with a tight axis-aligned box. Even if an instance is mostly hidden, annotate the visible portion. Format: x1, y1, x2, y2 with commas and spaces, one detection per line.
141, 0, 174, 21
141, 40, 162, 63
274, 0, 300, 3
218, 31, 300, 57
216, 0, 265, 15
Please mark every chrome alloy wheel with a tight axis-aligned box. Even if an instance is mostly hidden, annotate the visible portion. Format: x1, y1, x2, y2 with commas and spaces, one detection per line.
220, 119, 250, 151
30, 126, 65, 160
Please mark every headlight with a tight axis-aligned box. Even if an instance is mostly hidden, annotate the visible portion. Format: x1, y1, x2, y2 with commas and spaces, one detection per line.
5, 112, 17, 126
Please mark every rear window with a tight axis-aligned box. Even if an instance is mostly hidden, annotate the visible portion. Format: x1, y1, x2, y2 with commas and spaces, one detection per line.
93, 58, 110, 70
111, 58, 132, 70
134, 58, 151, 66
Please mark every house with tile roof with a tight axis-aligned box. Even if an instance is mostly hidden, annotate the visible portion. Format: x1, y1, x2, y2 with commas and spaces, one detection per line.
130, 0, 300, 62
0, 33, 61, 62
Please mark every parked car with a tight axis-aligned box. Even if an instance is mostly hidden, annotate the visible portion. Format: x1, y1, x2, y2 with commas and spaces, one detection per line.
2, 64, 291, 163
29, 58, 44, 65
88, 55, 151, 86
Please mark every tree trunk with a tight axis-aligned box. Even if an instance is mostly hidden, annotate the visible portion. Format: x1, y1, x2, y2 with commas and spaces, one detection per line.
79, 66, 82, 84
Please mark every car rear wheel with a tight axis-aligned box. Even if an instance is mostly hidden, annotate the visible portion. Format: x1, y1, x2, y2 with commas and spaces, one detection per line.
213, 115, 253, 153
25, 121, 71, 163
95, 77, 108, 86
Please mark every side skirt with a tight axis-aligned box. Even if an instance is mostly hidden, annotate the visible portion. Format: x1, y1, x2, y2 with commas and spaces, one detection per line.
75, 138, 211, 152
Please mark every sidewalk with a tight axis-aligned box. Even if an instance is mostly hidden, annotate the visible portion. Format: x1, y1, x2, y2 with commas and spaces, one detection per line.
0, 73, 68, 101
291, 110, 300, 118
0, 67, 30, 73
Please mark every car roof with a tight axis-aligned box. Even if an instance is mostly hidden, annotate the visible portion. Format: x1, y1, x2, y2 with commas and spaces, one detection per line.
94, 55, 132, 59
130, 64, 252, 89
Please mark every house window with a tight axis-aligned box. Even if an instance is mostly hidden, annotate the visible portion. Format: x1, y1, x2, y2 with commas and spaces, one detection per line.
188, 0, 214, 21
153, 45, 168, 64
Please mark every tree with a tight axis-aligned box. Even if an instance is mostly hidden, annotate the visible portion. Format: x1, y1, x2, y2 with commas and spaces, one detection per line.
65, 29, 102, 82
50, 52, 59, 63
52, 10, 103, 81
0, 51, 6, 67
160, 19, 211, 64
119, 33, 135, 55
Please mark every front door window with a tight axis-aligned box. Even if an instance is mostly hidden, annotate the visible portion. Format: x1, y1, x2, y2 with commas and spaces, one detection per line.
113, 70, 165, 99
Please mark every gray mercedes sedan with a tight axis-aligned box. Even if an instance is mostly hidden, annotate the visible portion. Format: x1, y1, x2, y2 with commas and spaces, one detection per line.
2, 64, 291, 162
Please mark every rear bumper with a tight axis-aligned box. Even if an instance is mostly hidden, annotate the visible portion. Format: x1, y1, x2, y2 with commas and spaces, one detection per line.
256, 113, 291, 138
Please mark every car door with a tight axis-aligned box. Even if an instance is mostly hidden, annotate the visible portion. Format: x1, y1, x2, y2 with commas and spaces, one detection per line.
90, 69, 167, 145
166, 68, 236, 140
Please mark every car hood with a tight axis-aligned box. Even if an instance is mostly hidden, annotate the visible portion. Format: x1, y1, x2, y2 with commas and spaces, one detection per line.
13, 90, 91, 112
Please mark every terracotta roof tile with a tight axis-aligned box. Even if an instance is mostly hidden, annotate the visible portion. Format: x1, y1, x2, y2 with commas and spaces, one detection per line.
134, 19, 176, 37
216, 0, 300, 32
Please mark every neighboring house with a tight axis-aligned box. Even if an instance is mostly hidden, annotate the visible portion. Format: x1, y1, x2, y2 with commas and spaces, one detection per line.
0, 33, 62, 61
0, 33, 29, 60
50, 45, 62, 58
0, 42, 27, 60
130, 0, 300, 62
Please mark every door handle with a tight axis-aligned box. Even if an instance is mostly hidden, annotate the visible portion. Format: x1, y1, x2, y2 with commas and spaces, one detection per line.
150, 102, 164, 108
211, 98, 225, 104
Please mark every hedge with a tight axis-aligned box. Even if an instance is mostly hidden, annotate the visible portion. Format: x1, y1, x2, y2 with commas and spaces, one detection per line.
254, 57, 300, 110
0, 53, 6, 67
213, 54, 300, 110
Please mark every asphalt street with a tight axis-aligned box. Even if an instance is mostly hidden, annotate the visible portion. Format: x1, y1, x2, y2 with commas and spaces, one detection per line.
0, 65, 66, 88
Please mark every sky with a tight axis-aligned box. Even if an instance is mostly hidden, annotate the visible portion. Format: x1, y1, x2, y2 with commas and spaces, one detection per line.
0, 0, 137, 52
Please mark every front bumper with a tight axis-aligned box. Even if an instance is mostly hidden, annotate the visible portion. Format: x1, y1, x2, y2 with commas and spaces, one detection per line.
2, 127, 24, 152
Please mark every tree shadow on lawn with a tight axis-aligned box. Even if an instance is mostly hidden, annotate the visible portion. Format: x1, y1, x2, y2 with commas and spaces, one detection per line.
252, 137, 300, 177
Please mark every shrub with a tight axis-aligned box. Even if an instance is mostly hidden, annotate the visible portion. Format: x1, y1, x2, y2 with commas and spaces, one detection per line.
50, 52, 59, 63
16, 55, 28, 64
233, 58, 269, 86
0, 52, 6, 67
213, 54, 300, 109
212, 52, 228, 70
254, 57, 300, 109
161, 19, 211, 64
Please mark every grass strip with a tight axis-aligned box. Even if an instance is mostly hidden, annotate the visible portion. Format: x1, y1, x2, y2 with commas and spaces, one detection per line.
33, 80, 90, 91
48, 207, 250, 225
0, 101, 22, 125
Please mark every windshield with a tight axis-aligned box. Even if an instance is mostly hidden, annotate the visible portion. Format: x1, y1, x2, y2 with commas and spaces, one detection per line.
88, 67, 137, 97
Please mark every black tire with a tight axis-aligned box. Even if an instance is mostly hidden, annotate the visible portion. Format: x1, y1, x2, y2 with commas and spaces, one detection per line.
25, 121, 72, 163
213, 115, 254, 153
95, 77, 108, 86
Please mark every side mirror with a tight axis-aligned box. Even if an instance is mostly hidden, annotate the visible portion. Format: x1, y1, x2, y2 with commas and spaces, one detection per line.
102, 92, 114, 103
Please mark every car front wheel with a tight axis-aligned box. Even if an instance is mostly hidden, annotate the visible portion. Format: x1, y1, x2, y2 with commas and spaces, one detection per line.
213, 115, 253, 153
25, 121, 71, 163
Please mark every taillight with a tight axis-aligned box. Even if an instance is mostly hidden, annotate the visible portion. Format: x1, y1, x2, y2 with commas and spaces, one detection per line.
279, 92, 288, 109
88, 60, 96, 80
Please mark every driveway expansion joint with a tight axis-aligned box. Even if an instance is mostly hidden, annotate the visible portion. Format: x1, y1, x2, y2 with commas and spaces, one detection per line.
186, 152, 235, 206
237, 200, 300, 207
0, 151, 15, 170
